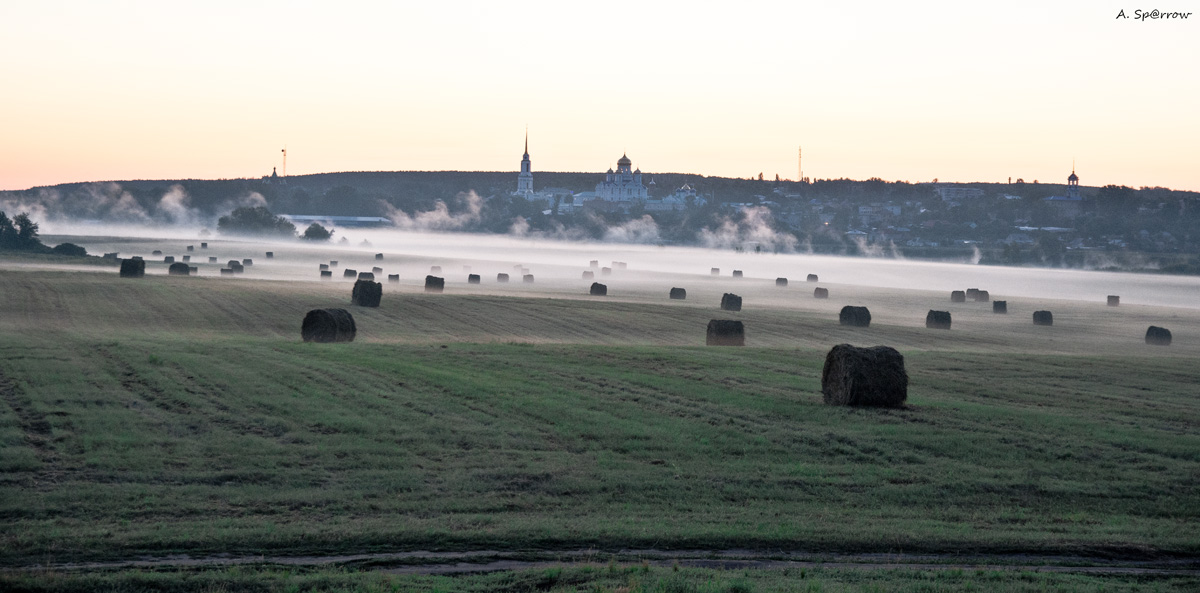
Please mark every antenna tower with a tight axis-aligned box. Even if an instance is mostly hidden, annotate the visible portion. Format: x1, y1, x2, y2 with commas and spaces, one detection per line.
281, 148, 287, 178
797, 146, 802, 181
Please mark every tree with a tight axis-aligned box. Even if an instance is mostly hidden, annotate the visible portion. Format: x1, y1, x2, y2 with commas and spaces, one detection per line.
51, 242, 88, 256
0, 211, 47, 251
301, 222, 333, 241
217, 206, 297, 237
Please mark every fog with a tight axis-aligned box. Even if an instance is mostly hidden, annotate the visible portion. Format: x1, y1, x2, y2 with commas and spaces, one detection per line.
37, 224, 1200, 310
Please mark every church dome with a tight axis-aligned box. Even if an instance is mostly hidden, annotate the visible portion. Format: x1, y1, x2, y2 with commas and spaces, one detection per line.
617, 154, 632, 166
1068, 171, 1078, 182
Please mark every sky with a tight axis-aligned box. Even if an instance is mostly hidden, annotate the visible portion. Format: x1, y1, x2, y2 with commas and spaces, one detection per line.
1, 0, 1197, 191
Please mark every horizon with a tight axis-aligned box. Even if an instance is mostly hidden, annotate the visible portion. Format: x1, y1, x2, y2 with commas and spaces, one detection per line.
2, 1, 1197, 192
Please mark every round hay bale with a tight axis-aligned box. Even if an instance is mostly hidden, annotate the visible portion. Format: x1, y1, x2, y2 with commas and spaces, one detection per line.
993, 300, 1007, 314
187, 245, 194, 252
330, 260, 338, 267
839, 306, 871, 327
209, 256, 218, 263
974, 290, 990, 302
351, 279, 382, 307
200, 242, 208, 249
807, 274, 818, 282
301, 308, 356, 343
119, 258, 146, 278
523, 274, 535, 283
614, 262, 627, 270
431, 265, 442, 274
242, 258, 253, 266
711, 267, 720, 276
925, 310, 951, 330
814, 287, 829, 299
320, 270, 332, 279
497, 273, 510, 283
375, 253, 384, 260
670, 287, 686, 300
320, 263, 329, 270
776, 277, 788, 287
821, 344, 908, 407
601, 267, 612, 276
467, 274, 481, 284
152, 250, 163, 256
265, 252, 274, 259
188, 266, 198, 274
706, 319, 745, 346
589, 260, 599, 268
358, 272, 375, 281
1145, 326, 1172, 346
425, 275, 445, 293
966, 288, 980, 299
590, 282, 607, 296
163, 256, 175, 263
220, 268, 234, 276
229, 262, 244, 274
1108, 295, 1120, 307
732, 270, 743, 278
343, 268, 358, 278
720, 293, 742, 312
1033, 310, 1053, 326
388, 274, 400, 283
372, 267, 383, 274
950, 290, 966, 303
168, 262, 190, 276
182, 255, 191, 262
582, 270, 594, 279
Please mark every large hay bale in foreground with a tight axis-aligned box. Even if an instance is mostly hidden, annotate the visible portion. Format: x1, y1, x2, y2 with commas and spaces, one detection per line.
425, 275, 445, 293
973, 290, 990, 302
926, 310, 951, 330
670, 287, 686, 300
523, 274, 535, 283
821, 344, 908, 407
352, 280, 382, 307
582, 271, 594, 279
776, 277, 788, 287
706, 320, 745, 346
468, 274, 481, 284
1108, 295, 1120, 307
1145, 326, 1172, 346
388, 274, 400, 283
320, 270, 332, 280
807, 274, 818, 282
343, 268, 358, 278
497, 273, 509, 283
358, 272, 375, 281
814, 287, 829, 299
950, 290, 966, 303
590, 282, 607, 296
732, 270, 743, 278
119, 258, 145, 278
1033, 310, 1053, 326
993, 300, 1007, 314
168, 262, 190, 276
720, 293, 742, 311
301, 308, 356, 343
839, 306, 871, 327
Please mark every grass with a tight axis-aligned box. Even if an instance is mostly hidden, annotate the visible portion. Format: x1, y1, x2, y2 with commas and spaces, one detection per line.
0, 265, 1197, 589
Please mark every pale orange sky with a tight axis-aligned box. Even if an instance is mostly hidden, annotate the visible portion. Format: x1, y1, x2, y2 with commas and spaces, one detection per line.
1, 1, 1197, 191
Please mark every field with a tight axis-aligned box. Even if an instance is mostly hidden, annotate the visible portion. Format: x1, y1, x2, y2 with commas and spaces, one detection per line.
1, 238, 1198, 591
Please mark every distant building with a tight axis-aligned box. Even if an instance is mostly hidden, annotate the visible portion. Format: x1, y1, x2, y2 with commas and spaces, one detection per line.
935, 187, 984, 202
515, 133, 534, 198
261, 167, 285, 185
1044, 167, 1084, 218
595, 154, 648, 203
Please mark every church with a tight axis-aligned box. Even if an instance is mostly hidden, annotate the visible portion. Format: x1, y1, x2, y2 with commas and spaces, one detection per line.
594, 154, 648, 203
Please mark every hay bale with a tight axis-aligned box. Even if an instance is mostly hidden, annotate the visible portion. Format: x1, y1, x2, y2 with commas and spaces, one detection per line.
1033, 310, 1053, 326
776, 277, 788, 287
601, 267, 612, 276
706, 319, 745, 346
582, 271, 594, 279
950, 290, 966, 303
1108, 295, 1120, 307
163, 256, 175, 263
187, 245, 194, 252
430, 265, 442, 274
200, 242, 208, 249
119, 258, 145, 278
720, 293, 742, 312
711, 267, 720, 276
814, 287, 829, 299
497, 273, 509, 283
103, 252, 119, 259
358, 272, 375, 281
265, 252, 274, 259
375, 253, 384, 260
220, 268, 234, 276
839, 306, 871, 327
589, 260, 599, 268
343, 268, 358, 278
670, 287, 686, 300
229, 262, 244, 274
351, 279, 382, 307
372, 267, 383, 274
925, 310, 951, 330
993, 300, 1007, 314
590, 282, 607, 296
208, 256, 218, 263
468, 274, 481, 284
188, 266, 198, 274
242, 258, 253, 266
1145, 326, 1172, 346
168, 262, 190, 276
614, 262, 627, 270
974, 290, 990, 303
182, 255, 191, 262
425, 275, 445, 293
152, 250, 163, 256
807, 274, 818, 282
966, 288, 980, 299
320, 263, 329, 270
320, 270, 332, 279
388, 274, 400, 283
301, 308, 356, 343
521, 267, 530, 275
732, 270, 743, 278
330, 260, 338, 267
523, 274, 535, 283
821, 344, 907, 407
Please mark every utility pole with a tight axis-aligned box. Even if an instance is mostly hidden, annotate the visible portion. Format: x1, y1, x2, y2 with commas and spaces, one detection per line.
797, 146, 802, 182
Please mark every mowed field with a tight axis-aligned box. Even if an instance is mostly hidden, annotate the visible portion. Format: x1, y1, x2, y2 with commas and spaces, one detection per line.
1, 240, 1199, 591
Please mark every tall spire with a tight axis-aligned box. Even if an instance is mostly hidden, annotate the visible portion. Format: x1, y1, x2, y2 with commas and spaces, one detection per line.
524, 126, 528, 156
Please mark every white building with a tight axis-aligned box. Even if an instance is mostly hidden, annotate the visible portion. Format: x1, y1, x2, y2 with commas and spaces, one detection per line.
514, 133, 534, 198
595, 154, 648, 203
